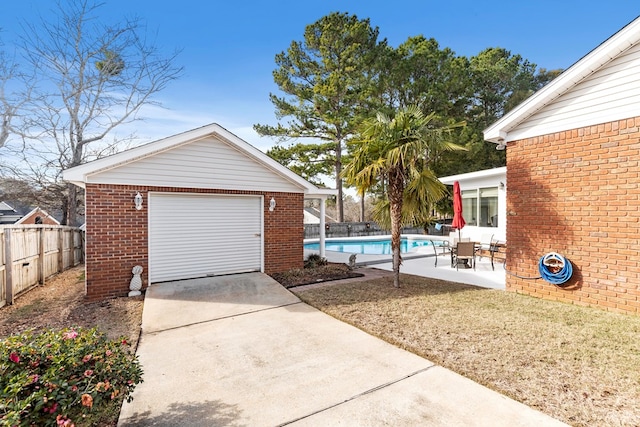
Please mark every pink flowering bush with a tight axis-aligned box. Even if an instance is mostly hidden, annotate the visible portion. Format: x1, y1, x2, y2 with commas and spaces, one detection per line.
0, 327, 143, 426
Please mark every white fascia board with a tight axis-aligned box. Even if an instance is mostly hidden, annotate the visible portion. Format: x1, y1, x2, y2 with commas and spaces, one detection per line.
305, 188, 338, 198
65, 179, 86, 189
483, 16, 640, 143
439, 167, 506, 185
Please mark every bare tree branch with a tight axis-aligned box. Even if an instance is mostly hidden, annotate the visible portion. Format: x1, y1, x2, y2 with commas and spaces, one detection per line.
0, 40, 23, 148
3, 0, 183, 225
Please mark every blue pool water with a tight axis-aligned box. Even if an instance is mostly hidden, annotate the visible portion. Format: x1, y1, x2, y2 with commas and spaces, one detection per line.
304, 238, 442, 255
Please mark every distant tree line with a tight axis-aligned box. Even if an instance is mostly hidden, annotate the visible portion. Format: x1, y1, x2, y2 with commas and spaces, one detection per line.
256, 12, 562, 222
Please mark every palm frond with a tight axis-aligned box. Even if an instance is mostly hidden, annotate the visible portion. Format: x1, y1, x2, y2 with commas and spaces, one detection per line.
345, 105, 465, 264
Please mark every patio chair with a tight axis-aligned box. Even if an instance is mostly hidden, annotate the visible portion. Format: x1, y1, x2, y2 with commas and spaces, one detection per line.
429, 240, 439, 266
449, 236, 470, 267
428, 238, 451, 267
447, 231, 457, 247
489, 240, 507, 271
453, 241, 476, 270
476, 234, 494, 260
440, 232, 455, 265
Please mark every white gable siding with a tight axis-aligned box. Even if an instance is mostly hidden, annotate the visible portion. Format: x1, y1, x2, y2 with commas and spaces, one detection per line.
86, 136, 302, 192
508, 41, 640, 141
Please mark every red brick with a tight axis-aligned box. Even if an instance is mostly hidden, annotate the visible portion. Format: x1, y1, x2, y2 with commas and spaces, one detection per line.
85, 185, 304, 300
506, 116, 640, 315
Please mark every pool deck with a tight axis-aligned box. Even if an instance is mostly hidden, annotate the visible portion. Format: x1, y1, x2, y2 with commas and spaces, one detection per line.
304, 235, 505, 290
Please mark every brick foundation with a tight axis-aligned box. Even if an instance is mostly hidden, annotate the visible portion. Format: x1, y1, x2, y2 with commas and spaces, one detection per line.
84, 184, 303, 300
506, 117, 640, 314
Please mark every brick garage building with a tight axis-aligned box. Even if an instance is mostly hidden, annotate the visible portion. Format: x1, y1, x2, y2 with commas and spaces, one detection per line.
64, 124, 335, 300
484, 17, 640, 314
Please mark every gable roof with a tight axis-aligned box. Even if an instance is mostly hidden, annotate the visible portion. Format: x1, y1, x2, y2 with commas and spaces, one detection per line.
0, 202, 23, 225
15, 207, 61, 225
484, 16, 640, 143
63, 123, 336, 198
0, 201, 16, 212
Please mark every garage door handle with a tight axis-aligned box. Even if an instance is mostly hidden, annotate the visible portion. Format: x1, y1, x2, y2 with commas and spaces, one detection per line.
254, 233, 261, 237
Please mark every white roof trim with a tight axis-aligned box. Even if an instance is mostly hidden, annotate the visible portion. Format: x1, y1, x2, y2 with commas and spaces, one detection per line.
484, 16, 640, 143
63, 123, 337, 197
439, 167, 506, 185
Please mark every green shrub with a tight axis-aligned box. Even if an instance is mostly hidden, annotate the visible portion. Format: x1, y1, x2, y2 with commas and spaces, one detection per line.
304, 254, 327, 269
0, 327, 143, 427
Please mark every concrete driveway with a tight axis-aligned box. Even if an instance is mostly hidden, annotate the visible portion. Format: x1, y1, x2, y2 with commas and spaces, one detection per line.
118, 273, 567, 426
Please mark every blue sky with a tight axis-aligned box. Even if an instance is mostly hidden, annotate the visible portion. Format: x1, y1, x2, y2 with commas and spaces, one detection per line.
2, 1, 638, 152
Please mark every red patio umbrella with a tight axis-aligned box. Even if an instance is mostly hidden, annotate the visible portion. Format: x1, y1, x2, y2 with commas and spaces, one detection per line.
451, 181, 465, 239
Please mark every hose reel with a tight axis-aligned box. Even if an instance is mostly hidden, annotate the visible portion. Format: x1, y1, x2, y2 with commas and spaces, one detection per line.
538, 252, 573, 285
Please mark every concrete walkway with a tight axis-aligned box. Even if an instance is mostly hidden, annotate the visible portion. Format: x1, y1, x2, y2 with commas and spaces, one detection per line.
118, 273, 567, 427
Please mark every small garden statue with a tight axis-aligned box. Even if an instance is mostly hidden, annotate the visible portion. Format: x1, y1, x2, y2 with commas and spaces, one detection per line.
348, 253, 357, 269
129, 265, 143, 296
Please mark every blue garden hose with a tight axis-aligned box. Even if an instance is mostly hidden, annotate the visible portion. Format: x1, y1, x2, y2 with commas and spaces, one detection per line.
538, 252, 573, 285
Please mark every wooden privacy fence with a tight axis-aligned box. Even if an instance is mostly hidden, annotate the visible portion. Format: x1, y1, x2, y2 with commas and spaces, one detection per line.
0, 225, 84, 308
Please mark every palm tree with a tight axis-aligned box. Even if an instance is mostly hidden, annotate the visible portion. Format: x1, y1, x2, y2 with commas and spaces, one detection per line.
343, 105, 464, 287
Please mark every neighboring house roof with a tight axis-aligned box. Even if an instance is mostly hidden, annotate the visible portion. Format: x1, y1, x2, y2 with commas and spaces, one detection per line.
484, 16, 640, 144
0, 202, 24, 224
15, 207, 61, 225
63, 123, 336, 198
0, 201, 15, 212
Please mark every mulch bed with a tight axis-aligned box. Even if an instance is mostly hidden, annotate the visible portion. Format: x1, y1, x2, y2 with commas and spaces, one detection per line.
270, 263, 364, 288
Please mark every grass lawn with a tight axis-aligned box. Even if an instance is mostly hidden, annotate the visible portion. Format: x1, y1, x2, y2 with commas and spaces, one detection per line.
292, 274, 640, 427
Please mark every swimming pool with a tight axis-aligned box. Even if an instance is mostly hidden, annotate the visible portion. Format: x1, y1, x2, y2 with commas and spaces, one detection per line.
304, 237, 444, 255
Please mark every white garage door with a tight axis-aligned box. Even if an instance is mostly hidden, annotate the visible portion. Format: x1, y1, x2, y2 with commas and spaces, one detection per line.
149, 193, 262, 283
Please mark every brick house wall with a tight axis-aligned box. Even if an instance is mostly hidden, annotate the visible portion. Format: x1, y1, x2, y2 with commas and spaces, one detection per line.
506, 116, 640, 314
263, 191, 305, 273
84, 183, 303, 300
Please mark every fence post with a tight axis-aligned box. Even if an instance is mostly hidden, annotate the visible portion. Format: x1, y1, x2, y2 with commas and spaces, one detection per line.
4, 228, 13, 305
79, 229, 85, 264
58, 228, 64, 273
39, 227, 46, 286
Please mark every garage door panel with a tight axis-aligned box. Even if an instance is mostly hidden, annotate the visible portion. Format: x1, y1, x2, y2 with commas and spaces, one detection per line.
149, 194, 262, 283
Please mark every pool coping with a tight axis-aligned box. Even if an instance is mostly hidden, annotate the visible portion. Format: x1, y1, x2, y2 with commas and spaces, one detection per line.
303, 233, 449, 244
304, 234, 451, 267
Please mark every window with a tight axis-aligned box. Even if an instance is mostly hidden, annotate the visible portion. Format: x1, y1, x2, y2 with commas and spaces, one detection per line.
480, 187, 498, 228
461, 190, 478, 226
461, 187, 498, 228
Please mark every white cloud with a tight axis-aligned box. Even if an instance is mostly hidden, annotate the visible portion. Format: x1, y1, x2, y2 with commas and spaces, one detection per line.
108, 102, 279, 153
